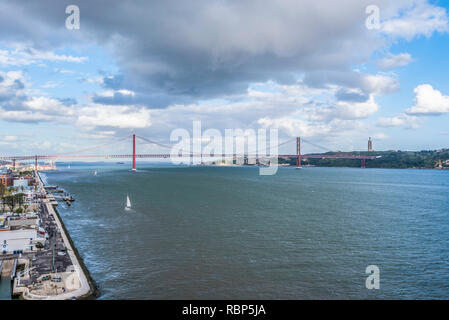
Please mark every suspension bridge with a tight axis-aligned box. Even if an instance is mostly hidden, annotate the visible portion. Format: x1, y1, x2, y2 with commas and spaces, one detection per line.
0, 134, 378, 170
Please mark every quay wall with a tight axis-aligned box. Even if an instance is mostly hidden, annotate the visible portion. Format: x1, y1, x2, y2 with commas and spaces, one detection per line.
32, 171, 100, 300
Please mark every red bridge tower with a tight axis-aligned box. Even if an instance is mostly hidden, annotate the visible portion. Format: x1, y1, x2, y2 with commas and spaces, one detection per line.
132, 134, 136, 171
296, 137, 301, 169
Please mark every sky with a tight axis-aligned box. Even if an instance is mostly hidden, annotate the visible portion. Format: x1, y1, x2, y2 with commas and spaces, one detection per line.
0, 0, 449, 156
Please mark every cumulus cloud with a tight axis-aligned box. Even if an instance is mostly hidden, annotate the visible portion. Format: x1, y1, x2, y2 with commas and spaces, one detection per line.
377, 113, 422, 129
0, 0, 448, 153
0, 46, 87, 66
406, 84, 449, 116
0, 71, 76, 122
333, 95, 380, 120
303, 71, 399, 96
92, 89, 137, 105
0, 70, 28, 107
0, 70, 151, 130
1, 0, 442, 106
335, 88, 369, 103
256, 116, 366, 151
22, 96, 75, 116
377, 53, 413, 69
381, 0, 449, 40
76, 105, 151, 129
372, 133, 389, 140
0, 108, 55, 122
257, 117, 334, 138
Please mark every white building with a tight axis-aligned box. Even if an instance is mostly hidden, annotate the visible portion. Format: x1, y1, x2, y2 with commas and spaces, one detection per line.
0, 215, 44, 254
13, 178, 29, 189
0, 228, 38, 253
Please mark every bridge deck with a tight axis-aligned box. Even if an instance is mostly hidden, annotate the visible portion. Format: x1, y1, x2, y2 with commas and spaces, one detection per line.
1, 154, 378, 161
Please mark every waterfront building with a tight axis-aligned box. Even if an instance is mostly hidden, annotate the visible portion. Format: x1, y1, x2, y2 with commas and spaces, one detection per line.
0, 215, 44, 254
13, 178, 29, 189
1, 173, 13, 187
37, 162, 57, 171
22, 175, 36, 186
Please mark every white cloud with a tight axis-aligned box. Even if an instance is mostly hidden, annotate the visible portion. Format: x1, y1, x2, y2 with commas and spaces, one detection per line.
0, 108, 55, 122
116, 89, 135, 96
372, 133, 389, 140
257, 117, 332, 138
0, 70, 27, 93
0, 71, 150, 130
361, 74, 400, 95
2, 0, 448, 153
1, 135, 18, 141
0, 46, 87, 66
95, 89, 135, 98
23, 96, 75, 116
381, 0, 449, 40
76, 105, 151, 129
377, 53, 413, 69
377, 113, 422, 129
406, 84, 449, 116
95, 90, 115, 98
334, 95, 380, 120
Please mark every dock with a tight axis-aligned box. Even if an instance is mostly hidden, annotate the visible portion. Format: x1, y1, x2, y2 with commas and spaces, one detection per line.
1, 260, 17, 279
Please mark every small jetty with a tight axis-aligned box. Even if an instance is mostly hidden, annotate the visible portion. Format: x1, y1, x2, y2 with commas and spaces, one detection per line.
0, 259, 17, 280
48, 187, 75, 206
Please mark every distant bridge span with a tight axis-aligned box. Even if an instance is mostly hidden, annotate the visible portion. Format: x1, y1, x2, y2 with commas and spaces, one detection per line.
0, 136, 379, 169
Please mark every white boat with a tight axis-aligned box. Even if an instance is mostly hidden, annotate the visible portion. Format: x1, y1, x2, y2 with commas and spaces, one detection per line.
94, 170, 97, 176
125, 195, 132, 210
68, 165, 71, 169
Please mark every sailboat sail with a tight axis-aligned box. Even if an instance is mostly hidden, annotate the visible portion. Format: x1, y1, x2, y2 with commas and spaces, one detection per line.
125, 195, 131, 210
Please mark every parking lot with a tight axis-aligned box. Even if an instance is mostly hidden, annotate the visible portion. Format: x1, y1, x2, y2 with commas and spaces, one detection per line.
30, 203, 73, 279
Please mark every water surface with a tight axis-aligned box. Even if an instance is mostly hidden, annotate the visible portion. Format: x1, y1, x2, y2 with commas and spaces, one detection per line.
0, 279, 11, 300
43, 164, 449, 299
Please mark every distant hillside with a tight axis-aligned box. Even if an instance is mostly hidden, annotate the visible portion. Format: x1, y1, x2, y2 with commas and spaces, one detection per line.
280, 149, 449, 169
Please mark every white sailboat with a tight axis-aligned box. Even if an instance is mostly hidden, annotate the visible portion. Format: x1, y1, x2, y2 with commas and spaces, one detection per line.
125, 195, 132, 210
94, 170, 97, 176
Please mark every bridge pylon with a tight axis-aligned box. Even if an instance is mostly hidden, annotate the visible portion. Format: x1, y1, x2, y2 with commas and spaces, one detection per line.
296, 137, 301, 169
132, 134, 136, 171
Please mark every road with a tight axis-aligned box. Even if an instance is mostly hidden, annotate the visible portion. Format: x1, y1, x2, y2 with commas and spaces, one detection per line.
23, 172, 92, 300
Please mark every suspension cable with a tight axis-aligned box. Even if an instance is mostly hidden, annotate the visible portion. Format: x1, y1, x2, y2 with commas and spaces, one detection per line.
300, 138, 331, 153
50, 135, 132, 156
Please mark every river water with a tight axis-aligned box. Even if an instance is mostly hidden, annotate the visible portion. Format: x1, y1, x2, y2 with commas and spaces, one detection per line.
42, 164, 449, 299
0, 279, 11, 300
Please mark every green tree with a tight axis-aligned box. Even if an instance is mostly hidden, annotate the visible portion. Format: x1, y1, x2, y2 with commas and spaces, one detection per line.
4, 195, 15, 211
15, 193, 25, 210
0, 183, 5, 197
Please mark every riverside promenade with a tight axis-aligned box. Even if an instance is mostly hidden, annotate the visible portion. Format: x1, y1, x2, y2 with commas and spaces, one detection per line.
22, 172, 93, 300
